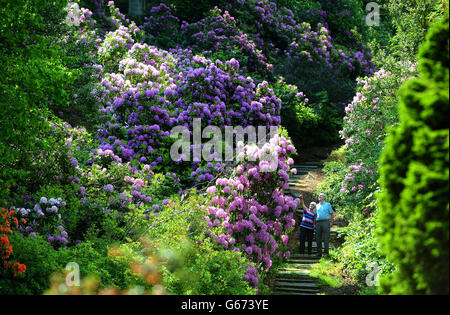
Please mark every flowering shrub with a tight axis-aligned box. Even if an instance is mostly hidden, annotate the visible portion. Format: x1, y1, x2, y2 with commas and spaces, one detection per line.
91, 25, 282, 184
144, 190, 256, 294
288, 0, 368, 47
203, 132, 299, 286
1, 203, 26, 277
221, 0, 375, 77
315, 59, 417, 286
6, 0, 432, 295
181, 7, 273, 76
14, 196, 68, 244
338, 64, 416, 217
141, 3, 182, 49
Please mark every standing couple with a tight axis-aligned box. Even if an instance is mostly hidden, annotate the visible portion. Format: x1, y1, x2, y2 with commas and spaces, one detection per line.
298, 193, 334, 258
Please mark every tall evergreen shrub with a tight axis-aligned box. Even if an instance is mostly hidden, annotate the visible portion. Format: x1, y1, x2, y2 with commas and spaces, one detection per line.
377, 15, 449, 294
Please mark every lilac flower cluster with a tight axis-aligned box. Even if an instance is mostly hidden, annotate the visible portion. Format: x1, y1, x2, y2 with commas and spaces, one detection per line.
339, 161, 372, 196
98, 23, 141, 65
140, 3, 181, 47
14, 197, 69, 246
220, 0, 375, 76
48, 225, 69, 245
339, 65, 416, 202
181, 7, 273, 75
92, 28, 282, 183
91, 0, 132, 36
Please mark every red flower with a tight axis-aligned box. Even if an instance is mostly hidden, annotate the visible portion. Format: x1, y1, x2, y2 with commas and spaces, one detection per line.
1, 203, 26, 275
13, 263, 26, 276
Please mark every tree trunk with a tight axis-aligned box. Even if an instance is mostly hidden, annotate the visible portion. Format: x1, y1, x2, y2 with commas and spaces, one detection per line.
128, 0, 146, 16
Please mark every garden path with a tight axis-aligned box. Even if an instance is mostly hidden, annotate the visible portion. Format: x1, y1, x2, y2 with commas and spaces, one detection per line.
273, 159, 337, 295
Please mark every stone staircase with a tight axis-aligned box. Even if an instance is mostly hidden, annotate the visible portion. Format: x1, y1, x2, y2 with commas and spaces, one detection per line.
273, 161, 336, 295
273, 244, 335, 295
287, 162, 323, 201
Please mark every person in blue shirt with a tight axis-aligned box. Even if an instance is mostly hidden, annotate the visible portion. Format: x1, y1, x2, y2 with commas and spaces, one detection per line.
315, 193, 334, 258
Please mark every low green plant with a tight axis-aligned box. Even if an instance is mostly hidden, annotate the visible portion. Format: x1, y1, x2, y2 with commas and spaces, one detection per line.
144, 191, 257, 295
0, 233, 62, 295
310, 259, 346, 288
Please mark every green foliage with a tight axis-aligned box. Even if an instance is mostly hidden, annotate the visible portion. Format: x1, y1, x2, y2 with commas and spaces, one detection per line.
0, 232, 150, 294
331, 212, 393, 286
0, 233, 61, 294
310, 258, 346, 288
271, 78, 320, 148
63, 241, 150, 290
273, 0, 368, 45
162, 239, 256, 295
315, 147, 349, 215
377, 16, 449, 294
388, 0, 448, 59
145, 191, 256, 295
0, 0, 99, 200
275, 57, 354, 145
147, 0, 226, 22
0, 119, 79, 202
315, 54, 418, 289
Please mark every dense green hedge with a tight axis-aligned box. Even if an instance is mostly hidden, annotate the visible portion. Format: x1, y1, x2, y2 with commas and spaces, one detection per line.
388, 0, 448, 59
377, 15, 449, 294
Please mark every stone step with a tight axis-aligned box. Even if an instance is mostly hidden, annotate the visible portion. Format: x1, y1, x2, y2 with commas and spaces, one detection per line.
291, 242, 336, 248
290, 253, 321, 258
277, 267, 311, 274
289, 182, 308, 187
279, 264, 313, 271
302, 161, 323, 165
275, 273, 315, 282
273, 291, 318, 296
275, 281, 319, 289
293, 164, 320, 169
290, 253, 320, 257
274, 287, 320, 295
290, 188, 308, 193
287, 259, 319, 264
291, 170, 309, 176
289, 253, 319, 260
275, 277, 316, 284
288, 178, 308, 183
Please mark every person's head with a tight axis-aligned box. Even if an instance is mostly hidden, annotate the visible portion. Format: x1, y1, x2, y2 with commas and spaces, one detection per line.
318, 193, 326, 203
309, 202, 316, 210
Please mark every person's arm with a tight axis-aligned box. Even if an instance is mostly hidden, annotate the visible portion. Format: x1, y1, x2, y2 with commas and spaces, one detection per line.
300, 194, 307, 211
329, 204, 334, 227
